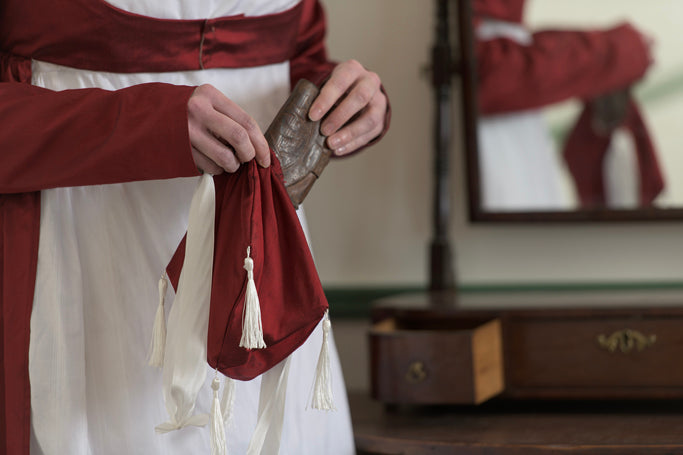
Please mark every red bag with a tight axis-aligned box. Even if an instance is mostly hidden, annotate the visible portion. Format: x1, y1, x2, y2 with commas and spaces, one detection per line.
206, 151, 328, 380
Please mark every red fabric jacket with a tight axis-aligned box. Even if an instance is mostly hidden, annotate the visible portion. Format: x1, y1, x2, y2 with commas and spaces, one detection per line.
0, 1, 379, 453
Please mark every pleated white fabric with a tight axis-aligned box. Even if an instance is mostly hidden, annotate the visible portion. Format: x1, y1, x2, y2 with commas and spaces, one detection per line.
28, 1, 355, 454
156, 175, 215, 433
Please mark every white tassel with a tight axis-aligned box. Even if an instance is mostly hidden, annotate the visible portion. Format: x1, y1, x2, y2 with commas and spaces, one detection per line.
210, 376, 228, 455
239, 247, 266, 349
312, 311, 335, 410
148, 274, 168, 368
220, 376, 236, 426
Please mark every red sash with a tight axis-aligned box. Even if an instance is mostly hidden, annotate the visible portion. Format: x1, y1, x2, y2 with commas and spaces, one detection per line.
0, 0, 304, 73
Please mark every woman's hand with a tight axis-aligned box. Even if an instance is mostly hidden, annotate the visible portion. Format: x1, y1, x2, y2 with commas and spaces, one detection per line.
308, 60, 387, 156
187, 84, 270, 174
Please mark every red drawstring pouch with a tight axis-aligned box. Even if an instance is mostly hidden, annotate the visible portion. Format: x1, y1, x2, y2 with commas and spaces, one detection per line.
207, 152, 328, 380
153, 83, 334, 453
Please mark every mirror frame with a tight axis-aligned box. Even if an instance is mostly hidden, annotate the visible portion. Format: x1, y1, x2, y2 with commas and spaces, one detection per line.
457, 0, 683, 222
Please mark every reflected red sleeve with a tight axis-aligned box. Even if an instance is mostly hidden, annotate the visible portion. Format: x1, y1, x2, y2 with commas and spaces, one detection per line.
474, 0, 525, 23
477, 23, 651, 115
0, 82, 199, 194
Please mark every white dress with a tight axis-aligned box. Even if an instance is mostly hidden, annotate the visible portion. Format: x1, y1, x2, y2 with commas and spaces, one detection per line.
28, 1, 355, 454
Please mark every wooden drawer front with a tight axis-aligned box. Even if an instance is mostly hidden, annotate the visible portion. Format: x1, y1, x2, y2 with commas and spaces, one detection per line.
370, 318, 504, 405
506, 317, 683, 392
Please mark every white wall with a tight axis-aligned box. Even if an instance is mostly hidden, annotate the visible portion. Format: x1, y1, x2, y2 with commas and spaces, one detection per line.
305, 0, 683, 288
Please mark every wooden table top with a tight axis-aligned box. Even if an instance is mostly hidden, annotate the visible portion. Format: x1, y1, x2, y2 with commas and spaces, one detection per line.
349, 392, 683, 454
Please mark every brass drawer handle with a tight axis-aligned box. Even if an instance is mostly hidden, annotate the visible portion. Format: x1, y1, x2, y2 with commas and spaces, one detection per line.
405, 361, 428, 384
597, 329, 656, 353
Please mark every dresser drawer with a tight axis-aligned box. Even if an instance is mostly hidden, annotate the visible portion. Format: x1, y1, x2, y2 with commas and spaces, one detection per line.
505, 314, 683, 398
370, 317, 504, 405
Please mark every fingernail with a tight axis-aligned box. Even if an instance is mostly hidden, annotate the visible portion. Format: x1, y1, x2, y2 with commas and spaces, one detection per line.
321, 123, 335, 136
328, 136, 342, 149
309, 107, 323, 121
258, 156, 271, 168
335, 146, 347, 155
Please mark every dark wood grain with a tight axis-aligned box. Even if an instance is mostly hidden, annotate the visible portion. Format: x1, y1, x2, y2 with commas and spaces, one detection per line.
502, 312, 683, 399
371, 318, 504, 404
351, 392, 683, 454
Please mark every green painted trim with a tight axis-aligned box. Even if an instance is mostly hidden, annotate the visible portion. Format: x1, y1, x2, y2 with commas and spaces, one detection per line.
324, 281, 683, 319
324, 287, 422, 319
458, 281, 683, 293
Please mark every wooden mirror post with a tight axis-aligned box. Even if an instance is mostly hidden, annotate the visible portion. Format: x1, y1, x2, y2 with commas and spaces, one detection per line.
429, 0, 457, 291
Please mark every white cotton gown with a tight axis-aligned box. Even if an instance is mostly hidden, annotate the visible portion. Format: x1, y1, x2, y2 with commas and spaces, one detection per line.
27, 1, 355, 454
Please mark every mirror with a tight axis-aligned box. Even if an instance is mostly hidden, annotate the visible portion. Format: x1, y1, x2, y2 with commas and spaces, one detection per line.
463, 0, 683, 221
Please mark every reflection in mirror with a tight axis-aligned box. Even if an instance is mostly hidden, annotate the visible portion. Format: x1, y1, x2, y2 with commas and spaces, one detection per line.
473, 0, 683, 214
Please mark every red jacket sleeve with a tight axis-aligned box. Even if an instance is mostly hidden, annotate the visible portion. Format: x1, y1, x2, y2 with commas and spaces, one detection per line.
0, 81, 199, 194
477, 23, 651, 115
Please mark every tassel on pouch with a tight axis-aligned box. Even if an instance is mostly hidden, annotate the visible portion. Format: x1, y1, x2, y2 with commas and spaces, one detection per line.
148, 273, 168, 368
239, 246, 266, 350
221, 376, 236, 426
210, 376, 228, 455
312, 311, 335, 411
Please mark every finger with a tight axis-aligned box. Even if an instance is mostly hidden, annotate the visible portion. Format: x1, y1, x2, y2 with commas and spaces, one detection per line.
203, 110, 256, 164
308, 60, 365, 122
327, 94, 386, 153
191, 146, 224, 175
188, 87, 248, 169
190, 127, 241, 172
333, 128, 381, 156
208, 91, 270, 167
320, 71, 380, 137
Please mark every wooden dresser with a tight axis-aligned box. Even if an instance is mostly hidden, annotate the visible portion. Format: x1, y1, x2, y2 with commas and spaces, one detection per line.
370, 289, 683, 403
359, 288, 683, 454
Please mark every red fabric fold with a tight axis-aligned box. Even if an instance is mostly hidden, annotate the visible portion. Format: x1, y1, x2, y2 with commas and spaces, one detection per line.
563, 100, 664, 208
0, 193, 40, 455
